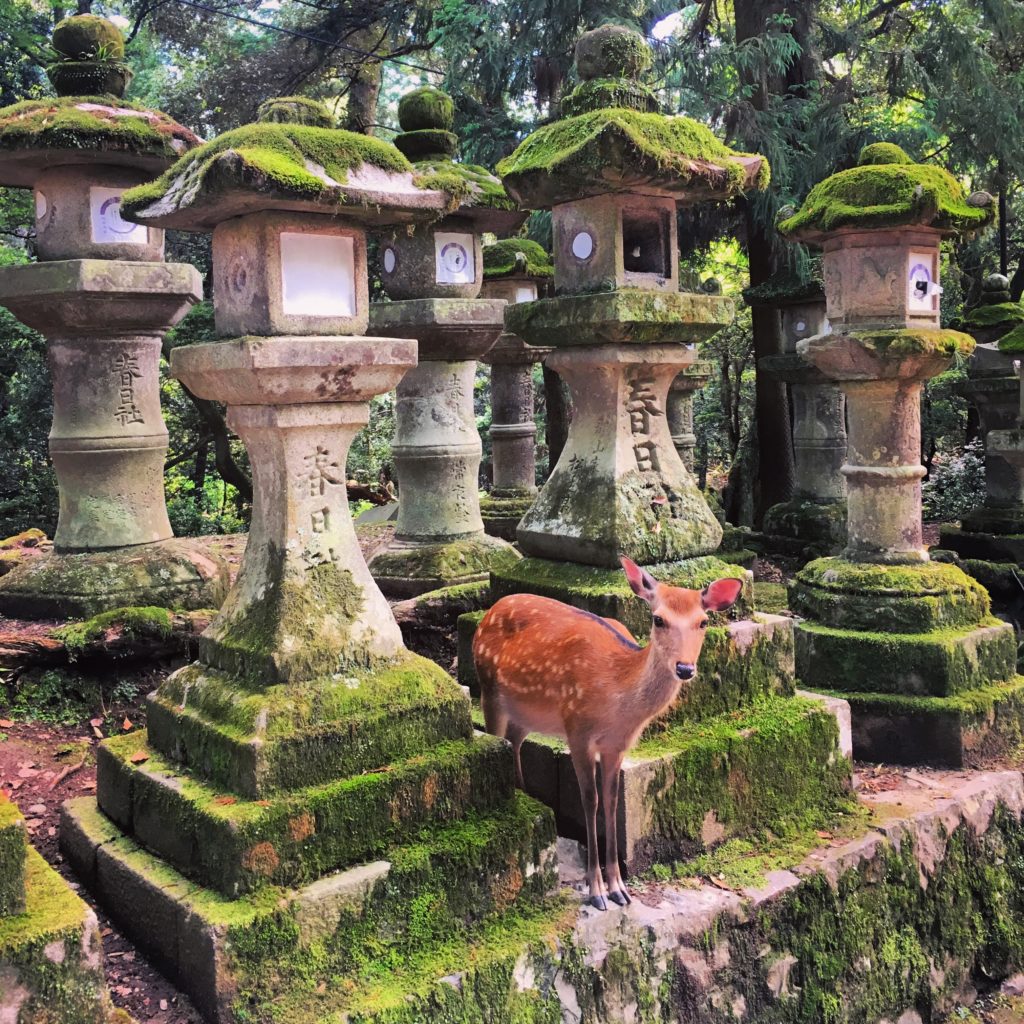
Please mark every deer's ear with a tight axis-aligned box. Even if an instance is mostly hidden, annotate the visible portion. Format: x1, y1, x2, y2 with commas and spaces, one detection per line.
702, 577, 743, 612
621, 556, 658, 602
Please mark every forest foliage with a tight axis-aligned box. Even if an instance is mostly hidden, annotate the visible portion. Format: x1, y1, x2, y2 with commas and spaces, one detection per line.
0, 0, 1022, 534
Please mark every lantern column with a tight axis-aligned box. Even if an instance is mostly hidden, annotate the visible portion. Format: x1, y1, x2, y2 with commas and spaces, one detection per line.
783, 143, 1022, 766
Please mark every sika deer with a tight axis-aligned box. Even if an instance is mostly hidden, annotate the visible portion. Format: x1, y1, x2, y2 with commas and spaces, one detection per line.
473, 556, 742, 910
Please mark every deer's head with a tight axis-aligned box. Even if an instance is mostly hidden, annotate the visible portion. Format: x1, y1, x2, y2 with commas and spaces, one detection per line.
621, 556, 743, 682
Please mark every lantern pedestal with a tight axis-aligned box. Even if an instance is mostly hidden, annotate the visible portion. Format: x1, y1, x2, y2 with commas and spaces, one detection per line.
367, 299, 520, 596
791, 328, 1021, 765
0, 259, 227, 616
63, 335, 556, 1020
758, 352, 847, 557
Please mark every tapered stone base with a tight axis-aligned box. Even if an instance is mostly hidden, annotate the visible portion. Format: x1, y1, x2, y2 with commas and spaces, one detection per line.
0, 538, 229, 619
479, 491, 535, 541
817, 677, 1024, 767
62, 792, 557, 1024
370, 533, 520, 598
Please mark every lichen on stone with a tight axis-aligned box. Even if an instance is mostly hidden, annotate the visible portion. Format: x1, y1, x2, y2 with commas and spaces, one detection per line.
0, 96, 199, 162
779, 143, 994, 240
482, 238, 553, 278
398, 86, 456, 132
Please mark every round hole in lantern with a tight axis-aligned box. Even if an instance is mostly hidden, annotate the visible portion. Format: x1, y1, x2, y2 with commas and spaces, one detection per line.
382, 246, 397, 274
571, 231, 594, 261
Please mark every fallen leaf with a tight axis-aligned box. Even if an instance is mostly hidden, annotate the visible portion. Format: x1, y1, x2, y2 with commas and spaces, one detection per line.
0, 719, 13, 728
815, 830, 834, 840
128, 751, 149, 765
651, 496, 668, 505
122, 717, 133, 731
92, 726, 104, 739
90, 718, 103, 728
213, 796, 237, 806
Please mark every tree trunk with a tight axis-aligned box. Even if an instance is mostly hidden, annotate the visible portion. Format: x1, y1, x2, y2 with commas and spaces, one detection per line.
192, 439, 208, 500
343, 28, 384, 135
542, 364, 570, 476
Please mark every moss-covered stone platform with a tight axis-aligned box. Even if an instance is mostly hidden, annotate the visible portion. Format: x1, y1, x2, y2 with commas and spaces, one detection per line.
791, 557, 1024, 766
63, 767, 1024, 1023
479, 491, 535, 541
1, 795, 126, 1023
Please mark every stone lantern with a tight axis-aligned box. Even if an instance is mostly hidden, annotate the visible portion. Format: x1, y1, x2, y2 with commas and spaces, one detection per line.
468, 25, 851, 872
367, 87, 525, 596
478, 238, 554, 540
753, 274, 848, 557
0, 15, 228, 617
782, 142, 1023, 766
666, 362, 712, 471
940, 274, 1024, 563
61, 98, 557, 1017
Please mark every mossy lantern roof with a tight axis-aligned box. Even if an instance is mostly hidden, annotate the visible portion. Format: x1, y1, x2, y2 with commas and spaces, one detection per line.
482, 238, 554, 280
497, 25, 768, 209
121, 97, 452, 233
0, 15, 200, 188
778, 143, 996, 243
391, 86, 525, 234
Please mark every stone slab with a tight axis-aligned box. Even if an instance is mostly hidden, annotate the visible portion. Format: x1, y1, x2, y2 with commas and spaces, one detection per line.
475, 692, 849, 873
0, 846, 113, 1024
68, 762, 1024, 1023
95, 729, 515, 896
61, 792, 558, 1023
795, 618, 1017, 697
816, 676, 1024, 767
0, 538, 229, 619
940, 523, 1024, 564
368, 298, 506, 360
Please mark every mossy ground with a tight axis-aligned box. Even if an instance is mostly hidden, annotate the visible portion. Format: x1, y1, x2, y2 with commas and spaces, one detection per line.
53, 606, 173, 657
0, 794, 25, 915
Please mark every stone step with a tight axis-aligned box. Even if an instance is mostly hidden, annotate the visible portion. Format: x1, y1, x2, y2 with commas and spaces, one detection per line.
0, 845, 117, 1024
147, 651, 473, 798
96, 729, 515, 896
61, 791, 558, 1023
117, 768, 1024, 1024
795, 617, 1017, 697
458, 608, 796, 724
476, 691, 851, 873
817, 675, 1024, 767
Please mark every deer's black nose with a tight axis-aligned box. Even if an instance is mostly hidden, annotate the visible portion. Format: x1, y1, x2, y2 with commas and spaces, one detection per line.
676, 662, 695, 680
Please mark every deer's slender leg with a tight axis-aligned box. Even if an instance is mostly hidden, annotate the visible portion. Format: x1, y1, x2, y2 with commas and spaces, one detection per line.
569, 737, 606, 910
505, 721, 528, 788
481, 685, 508, 739
600, 749, 629, 905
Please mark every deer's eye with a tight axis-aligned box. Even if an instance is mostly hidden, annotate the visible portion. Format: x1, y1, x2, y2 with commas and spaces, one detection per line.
699, 619, 709, 630
652, 615, 666, 629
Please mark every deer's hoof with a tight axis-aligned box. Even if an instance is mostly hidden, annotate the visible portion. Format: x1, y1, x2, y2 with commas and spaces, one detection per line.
589, 894, 608, 911
609, 889, 631, 906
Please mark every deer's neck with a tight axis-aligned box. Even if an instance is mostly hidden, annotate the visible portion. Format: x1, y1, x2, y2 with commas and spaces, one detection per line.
629, 644, 682, 719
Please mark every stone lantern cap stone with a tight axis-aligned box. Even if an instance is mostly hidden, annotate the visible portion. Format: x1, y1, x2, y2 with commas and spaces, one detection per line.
497, 25, 767, 209
483, 238, 553, 280
742, 270, 824, 308
0, 97, 199, 187
996, 322, 1024, 355
963, 300, 1024, 331
390, 86, 524, 234
0, 14, 199, 187
120, 108, 454, 232
778, 142, 995, 244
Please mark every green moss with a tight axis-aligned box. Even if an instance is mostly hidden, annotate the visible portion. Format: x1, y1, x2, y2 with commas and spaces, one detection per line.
561, 77, 660, 116
779, 156, 993, 239
0, 96, 198, 161
482, 238, 553, 278
398, 87, 456, 132
857, 141, 913, 166
53, 605, 173, 657
753, 581, 790, 615
847, 327, 975, 358
46, 60, 132, 98
98, 730, 515, 896
411, 159, 517, 213
121, 121, 413, 220
794, 617, 1016, 697
497, 108, 768, 207
742, 270, 824, 307
257, 96, 335, 128
51, 14, 125, 59
964, 300, 1024, 327
370, 536, 520, 590
0, 795, 25, 916
574, 24, 653, 80
791, 555, 991, 632
147, 650, 472, 796
395, 129, 458, 162
997, 321, 1024, 352
762, 498, 847, 552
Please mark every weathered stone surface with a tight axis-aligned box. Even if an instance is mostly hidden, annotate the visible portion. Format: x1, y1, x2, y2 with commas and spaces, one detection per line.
0, 539, 228, 618
667, 361, 712, 470
516, 345, 724, 566
370, 297, 506, 360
